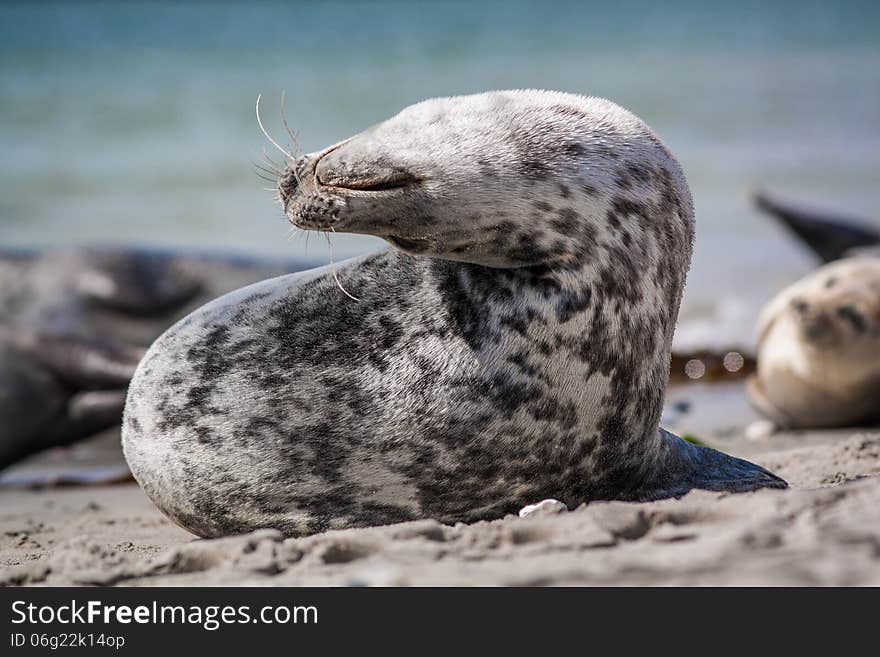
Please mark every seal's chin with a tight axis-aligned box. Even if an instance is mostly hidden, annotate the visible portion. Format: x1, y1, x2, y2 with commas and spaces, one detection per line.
283, 202, 341, 232
288, 216, 338, 232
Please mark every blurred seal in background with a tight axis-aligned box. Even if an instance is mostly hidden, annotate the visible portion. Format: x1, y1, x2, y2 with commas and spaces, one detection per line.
0, 247, 310, 470
749, 192, 880, 429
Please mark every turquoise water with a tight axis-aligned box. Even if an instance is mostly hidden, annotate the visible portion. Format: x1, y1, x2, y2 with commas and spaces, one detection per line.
1, 1, 879, 346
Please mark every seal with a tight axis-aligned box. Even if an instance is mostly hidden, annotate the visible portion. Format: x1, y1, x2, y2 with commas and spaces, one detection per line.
122, 90, 786, 538
0, 328, 142, 468
749, 256, 880, 429
0, 247, 310, 469
749, 192, 880, 428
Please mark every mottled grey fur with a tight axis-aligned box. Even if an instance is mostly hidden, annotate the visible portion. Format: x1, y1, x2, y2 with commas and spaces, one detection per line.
123, 90, 785, 538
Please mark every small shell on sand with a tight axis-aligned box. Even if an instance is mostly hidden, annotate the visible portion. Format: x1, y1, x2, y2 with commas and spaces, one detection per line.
746, 420, 778, 441
518, 499, 569, 518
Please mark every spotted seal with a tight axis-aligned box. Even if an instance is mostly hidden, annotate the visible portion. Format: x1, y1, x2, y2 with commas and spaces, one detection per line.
0, 247, 310, 469
749, 191, 880, 428
122, 90, 786, 538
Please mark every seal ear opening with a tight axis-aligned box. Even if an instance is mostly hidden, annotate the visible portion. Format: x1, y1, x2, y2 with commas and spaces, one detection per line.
752, 190, 880, 263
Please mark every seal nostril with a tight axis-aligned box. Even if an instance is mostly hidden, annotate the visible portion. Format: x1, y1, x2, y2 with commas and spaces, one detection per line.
803, 314, 834, 341
837, 305, 867, 333
277, 168, 302, 208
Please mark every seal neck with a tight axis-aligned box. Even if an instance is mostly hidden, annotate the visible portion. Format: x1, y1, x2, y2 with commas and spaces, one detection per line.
426, 255, 672, 469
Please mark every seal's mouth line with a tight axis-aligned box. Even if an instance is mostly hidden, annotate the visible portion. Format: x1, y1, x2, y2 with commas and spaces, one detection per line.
386, 235, 432, 251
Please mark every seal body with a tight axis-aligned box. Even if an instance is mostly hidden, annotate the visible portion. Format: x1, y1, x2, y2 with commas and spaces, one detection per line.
123, 90, 785, 538
0, 247, 310, 468
0, 247, 310, 346
749, 256, 880, 428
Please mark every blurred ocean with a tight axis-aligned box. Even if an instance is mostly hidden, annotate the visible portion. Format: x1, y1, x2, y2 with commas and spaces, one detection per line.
1, 0, 878, 348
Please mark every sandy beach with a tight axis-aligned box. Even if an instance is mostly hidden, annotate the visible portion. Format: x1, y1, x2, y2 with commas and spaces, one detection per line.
2, 384, 877, 587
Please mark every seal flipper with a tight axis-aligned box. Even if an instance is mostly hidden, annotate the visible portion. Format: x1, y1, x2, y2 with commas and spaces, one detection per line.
30, 333, 144, 390
0, 390, 128, 470
45, 390, 128, 447
641, 428, 787, 500
745, 375, 801, 430
753, 190, 880, 263
79, 251, 203, 316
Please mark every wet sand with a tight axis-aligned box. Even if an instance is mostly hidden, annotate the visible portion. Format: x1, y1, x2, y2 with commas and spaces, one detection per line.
1, 384, 878, 586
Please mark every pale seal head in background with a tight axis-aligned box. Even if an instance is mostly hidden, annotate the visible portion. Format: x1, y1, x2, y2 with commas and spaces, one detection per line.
750, 256, 880, 429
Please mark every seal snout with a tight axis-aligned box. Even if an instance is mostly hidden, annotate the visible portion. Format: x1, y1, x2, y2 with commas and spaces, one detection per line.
277, 159, 306, 213
278, 135, 426, 238
277, 155, 345, 231
789, 292, 874, 345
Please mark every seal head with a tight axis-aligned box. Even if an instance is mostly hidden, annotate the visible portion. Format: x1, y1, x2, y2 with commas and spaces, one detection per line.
123, 90, 785, 538
750, 256, 880, 428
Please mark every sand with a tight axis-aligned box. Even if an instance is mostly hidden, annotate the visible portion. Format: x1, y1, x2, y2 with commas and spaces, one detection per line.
1, 384, 879, 586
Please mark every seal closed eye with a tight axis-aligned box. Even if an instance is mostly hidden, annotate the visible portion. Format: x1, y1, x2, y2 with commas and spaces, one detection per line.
326, 171, 421, 192
122, 90, 785, 539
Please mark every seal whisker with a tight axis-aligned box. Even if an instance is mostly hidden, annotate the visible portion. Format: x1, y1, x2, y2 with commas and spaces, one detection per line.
280, 91, 304, 156
253, 170, 278, 184
256, 93, 295, 161
280, 90, 305, 191
253, 161, 281, 177
325, 228, 360, 302
261, 150, 283, 171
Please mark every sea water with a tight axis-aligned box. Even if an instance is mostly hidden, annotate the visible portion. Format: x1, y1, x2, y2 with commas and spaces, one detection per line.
1, 0, 878, 348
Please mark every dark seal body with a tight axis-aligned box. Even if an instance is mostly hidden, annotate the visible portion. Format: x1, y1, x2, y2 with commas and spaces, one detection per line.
0, 246, 310, 468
